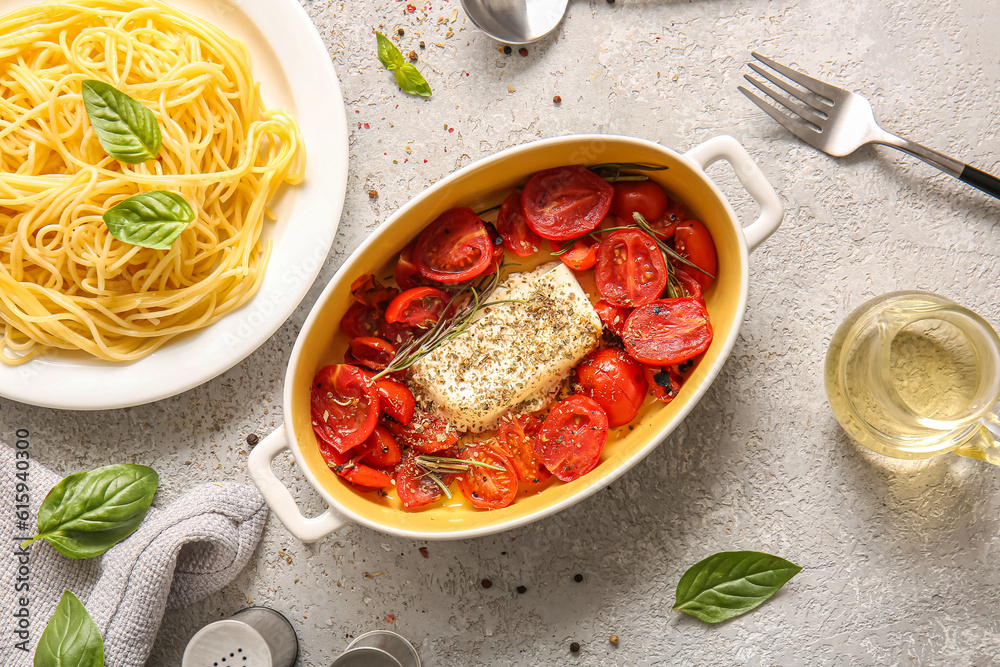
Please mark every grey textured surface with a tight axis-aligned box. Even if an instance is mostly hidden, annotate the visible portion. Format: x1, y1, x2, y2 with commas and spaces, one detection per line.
3, 0, 1000, 664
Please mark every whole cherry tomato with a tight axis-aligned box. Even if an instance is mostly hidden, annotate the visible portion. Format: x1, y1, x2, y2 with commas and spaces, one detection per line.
310, 364, 379, 453
610, 181, 685, 239
536, 395, 609, 482
574, 348, 648, 427
594, 229, 668, 307
522, 165, 613, 241
673, 219, 717, 288
622, 298, 713, 366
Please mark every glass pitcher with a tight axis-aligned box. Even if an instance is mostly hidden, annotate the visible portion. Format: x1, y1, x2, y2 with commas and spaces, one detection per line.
825, 291, 1000, 464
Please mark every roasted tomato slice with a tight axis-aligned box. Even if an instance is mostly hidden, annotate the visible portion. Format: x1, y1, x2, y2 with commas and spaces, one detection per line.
672, 265, 705, 305
495, 414, 550, 485
673, 219, 717, 288
595, 229, 668, 307
341, 301, 381, 339
623, 298, 713, 366
522, 165, 614, 241
643, 365, 683, 403
574, 348, 648, 428
552, 239, 598, 271
456, 443, 518, 510
348, 336, 397, 371
395, 455, 443, 509
496, 189, 542, 257
594, 300, 633, 338
414, 207, 493, 283
395, 241, 435, 291
361, 425, 403, 467
350, 274, 397, 308
310, 364, 379, 453
387, 409, 459, 453
375, 378, 415, 425
339, 459, 392, 488
385, 286, 449, 328
537, 395, 609, 482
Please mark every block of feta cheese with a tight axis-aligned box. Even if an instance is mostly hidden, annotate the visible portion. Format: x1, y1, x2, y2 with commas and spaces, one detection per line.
408, 262, 603, 432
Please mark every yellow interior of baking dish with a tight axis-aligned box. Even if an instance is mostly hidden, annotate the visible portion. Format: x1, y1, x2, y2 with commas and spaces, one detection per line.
288, 136, 746, 535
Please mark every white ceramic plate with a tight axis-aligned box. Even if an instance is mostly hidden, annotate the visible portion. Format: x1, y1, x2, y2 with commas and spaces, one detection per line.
0, 0, 348, 410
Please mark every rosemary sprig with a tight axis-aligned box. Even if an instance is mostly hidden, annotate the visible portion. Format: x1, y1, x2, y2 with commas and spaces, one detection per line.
632, 212, 715, 280
588, 162, 671, 182
372, 268, 505, 380
412, 453, 508, 500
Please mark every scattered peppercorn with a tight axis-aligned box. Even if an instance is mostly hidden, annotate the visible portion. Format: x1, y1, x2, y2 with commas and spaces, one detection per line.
609, 635, 619, 646
573, 573, 583, 583
481, 578, 492, 589
397, 28, 405, 36
503, 45, 512, 55
419, 40, 426, 48
570, 642, 580, 653
516, 585, 527, 594
408, 50, 418, 61
518, 47, 528, 57
419, 546, 429, 558
246, 433, 259, 446
606, 0, 615, 3
553, 95, 562, 104
368, 189, 378, 199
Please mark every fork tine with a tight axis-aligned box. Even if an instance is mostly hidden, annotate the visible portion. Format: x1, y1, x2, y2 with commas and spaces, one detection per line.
738, 85, 824, 145
747, 63, 832, 112
751, 52, 843, 101
743, 73, 827, 128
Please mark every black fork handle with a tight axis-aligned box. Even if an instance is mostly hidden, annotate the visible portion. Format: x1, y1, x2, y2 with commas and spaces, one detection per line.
960, 164, 1000, 200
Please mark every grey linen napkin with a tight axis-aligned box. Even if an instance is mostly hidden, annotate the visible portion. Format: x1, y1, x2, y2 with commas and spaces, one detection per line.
0, 444, 267, 666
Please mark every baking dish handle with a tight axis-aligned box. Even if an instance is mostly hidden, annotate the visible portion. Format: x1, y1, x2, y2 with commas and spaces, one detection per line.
683, 135, 783, 254
248, 424, 349, 542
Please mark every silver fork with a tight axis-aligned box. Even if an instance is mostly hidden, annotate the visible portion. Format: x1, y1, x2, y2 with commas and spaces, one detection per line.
739, 53, 1000, 200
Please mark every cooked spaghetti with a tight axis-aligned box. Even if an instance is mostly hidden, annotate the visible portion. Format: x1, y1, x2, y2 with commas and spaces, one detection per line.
0, 0, 304, 364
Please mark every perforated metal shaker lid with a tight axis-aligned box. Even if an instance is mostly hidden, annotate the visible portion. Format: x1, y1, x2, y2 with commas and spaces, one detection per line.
181, 608, 297, 667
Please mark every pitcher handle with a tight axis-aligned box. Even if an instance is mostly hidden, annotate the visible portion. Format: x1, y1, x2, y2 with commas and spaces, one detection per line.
955, 414, 1000, 465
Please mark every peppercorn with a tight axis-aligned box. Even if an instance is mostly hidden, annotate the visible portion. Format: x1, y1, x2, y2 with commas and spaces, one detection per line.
516, 585, 527, 594
246, 433, 259, 446
368, 189, 378, 199
397, 28, 405, 36
609, 635, 619, 646
573, 573, 583, 582
503, 45, 512, 55
553, 95, 562, 104
518, 47, 528, 56
408, 50, 418, 61
481, 578, 492, 589
570, 642, 580, 653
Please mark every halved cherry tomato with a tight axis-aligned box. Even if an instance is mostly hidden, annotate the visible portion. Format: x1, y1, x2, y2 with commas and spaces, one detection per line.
414, 207, 493, 283
396, 241, 434, 291
622, 298, 713, 365
350, 274, 397, 308
522, 165, 614, 241
339, 460, 392, 488
594, 300, 633, 338
610, 181, 685, 239
310, 364, 379, 453
574, 348, 648, 427
375, 378, 415, 425
379, 320, 414, 348
673, 219, 717, 288
537, 395, 609, 482
484, 222, 506, 273
672, 265, 704, 305
386, 409, 459, 453
643, 365, 683, 403
348, 337, 397, 371
385, 286, 449, 328
495, 414, 550, 485
496, 189, 542, 257
456, 443, 518, 510
594, 229, 668, 307
551, 238, 598, 271
395, 455, 445, 509
361, 425, 403, 467
341, 301, 380, 339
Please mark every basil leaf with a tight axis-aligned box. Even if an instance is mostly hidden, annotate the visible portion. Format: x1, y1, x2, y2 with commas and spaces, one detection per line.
81, 80, 161, 164
102, 191, 195, 250
375, 31, 402, 70
395, 63, 433, 97
34, 590, 105, 667
23, 464, 158, 560
375, 31, 432, 97
673, 550, 802, 623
